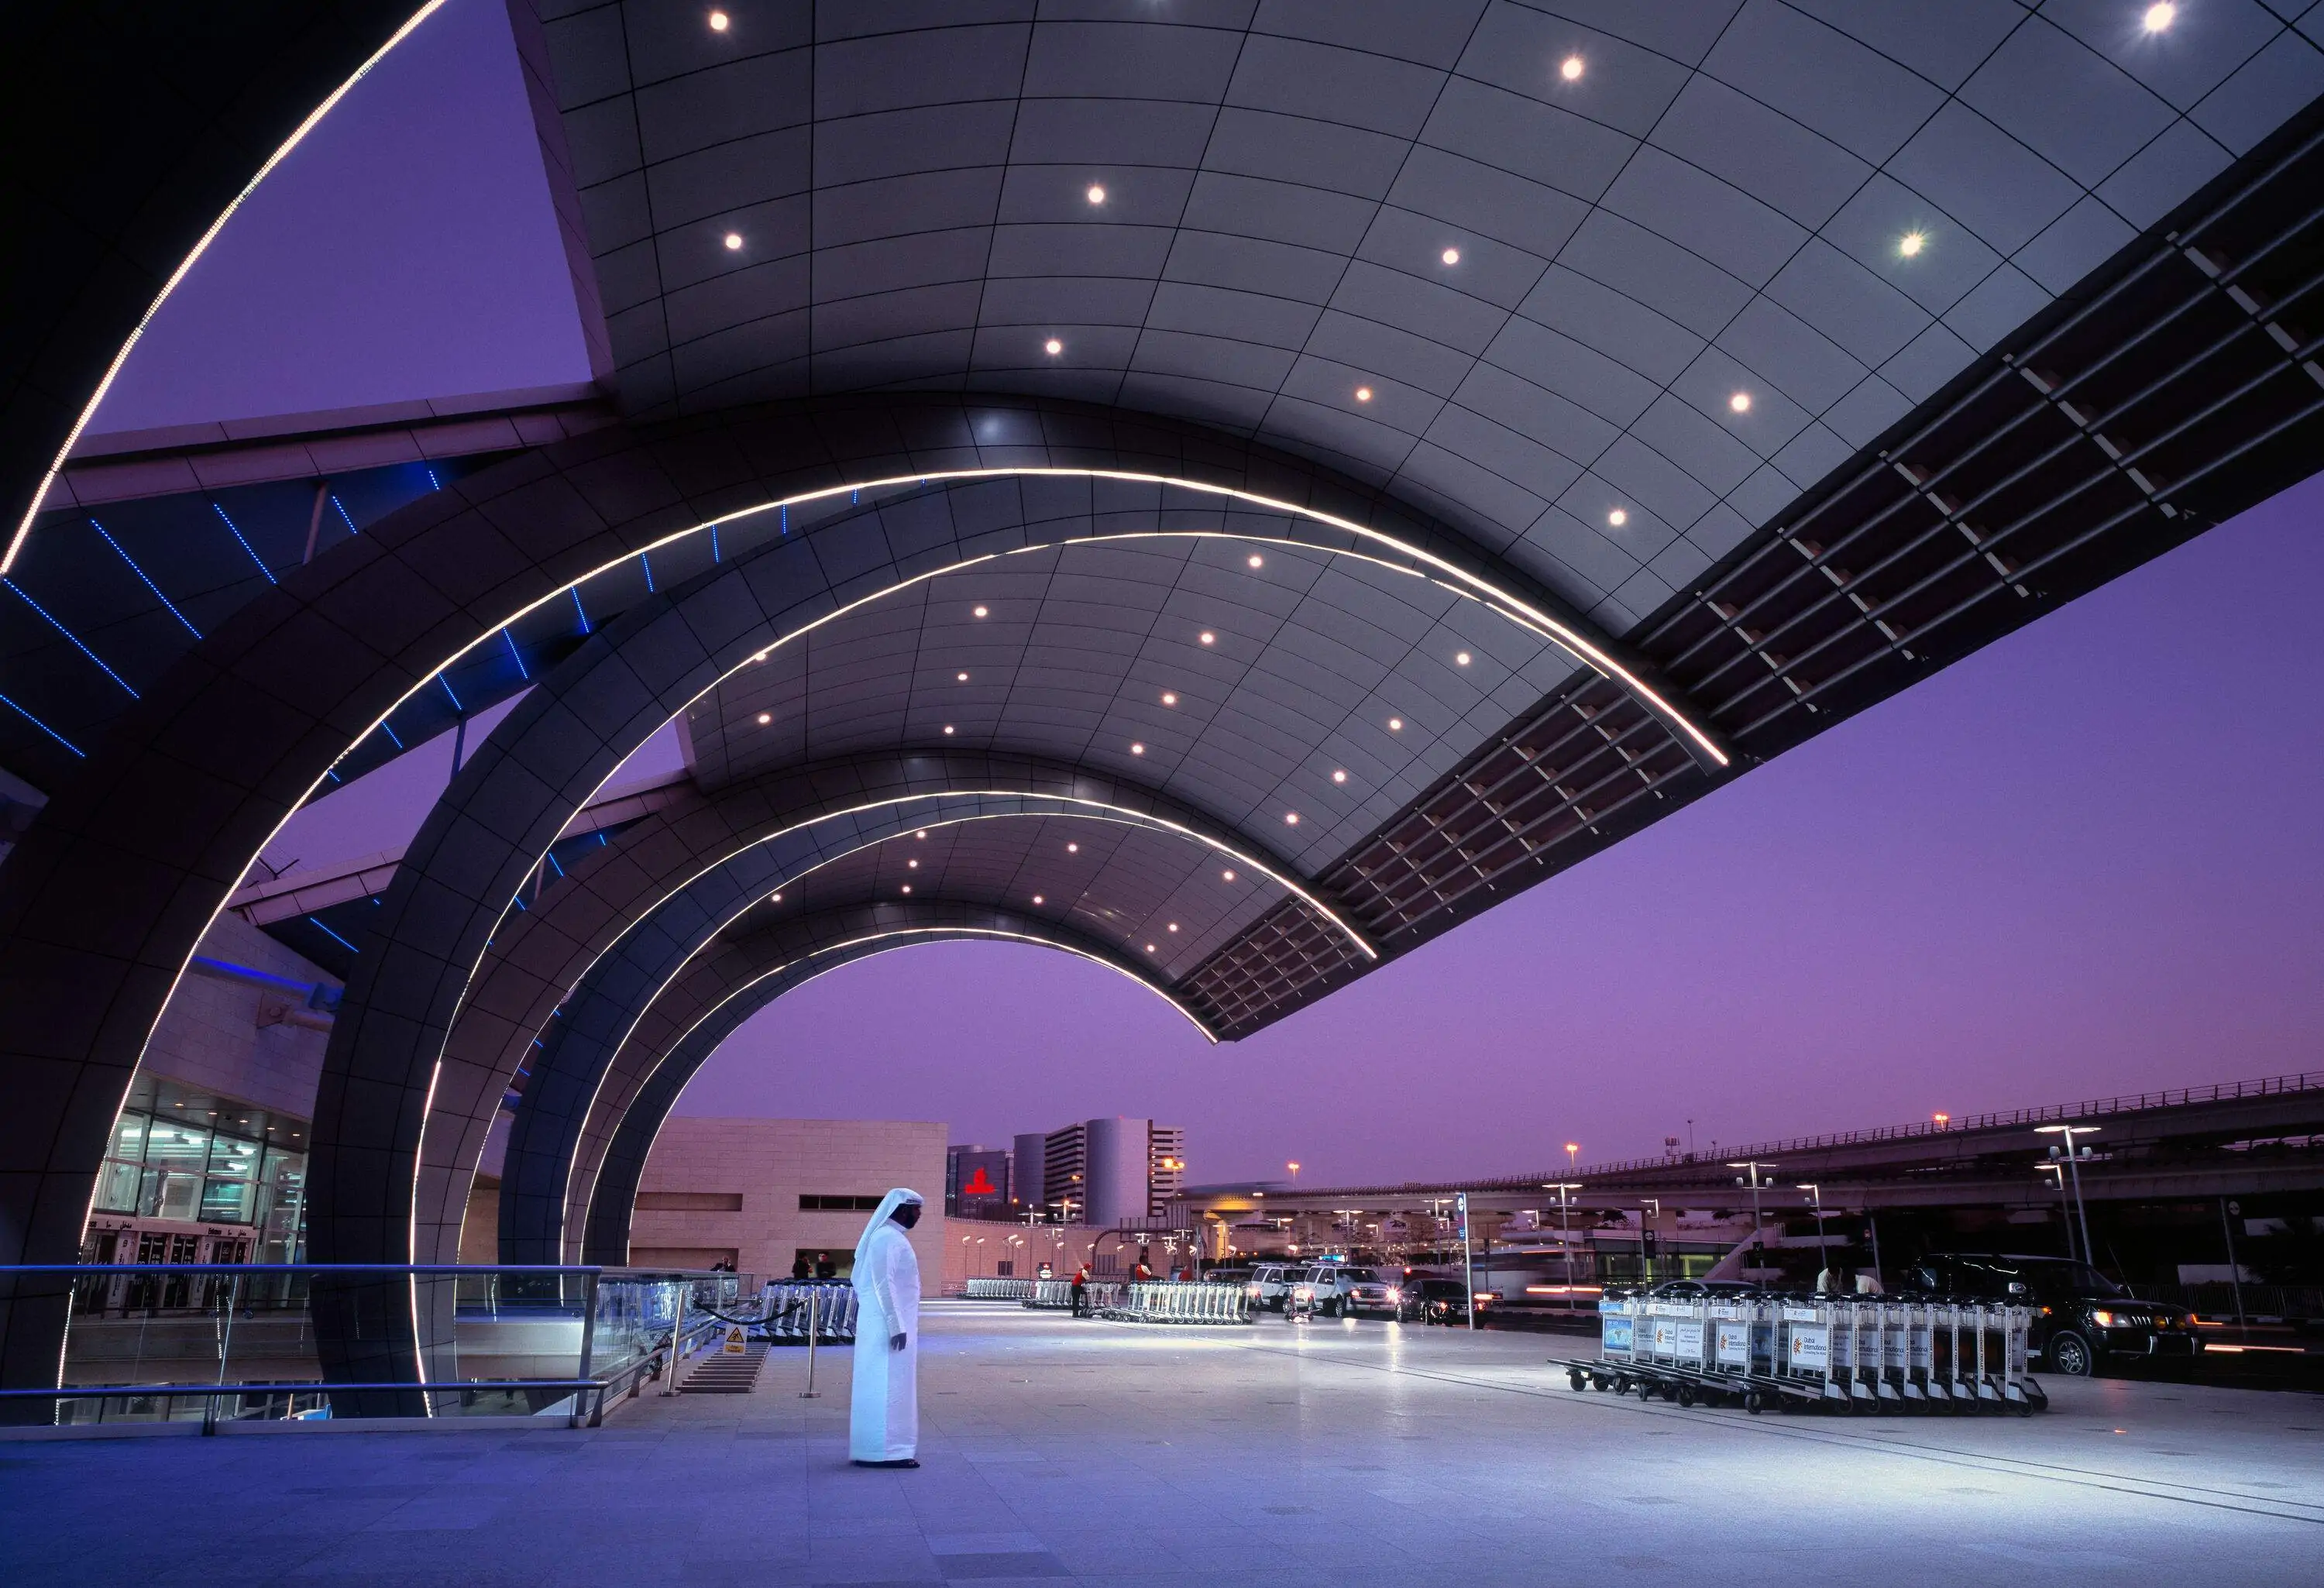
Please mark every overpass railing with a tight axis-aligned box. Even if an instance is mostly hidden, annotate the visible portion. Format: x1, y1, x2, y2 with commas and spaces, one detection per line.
0, 1263, 753, 1429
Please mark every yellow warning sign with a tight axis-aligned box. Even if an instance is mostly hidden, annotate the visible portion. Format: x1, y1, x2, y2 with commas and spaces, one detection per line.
722, 1324, 747, 1355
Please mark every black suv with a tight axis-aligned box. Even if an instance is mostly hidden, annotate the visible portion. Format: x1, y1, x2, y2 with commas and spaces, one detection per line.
1901, 1253, 2199, 1377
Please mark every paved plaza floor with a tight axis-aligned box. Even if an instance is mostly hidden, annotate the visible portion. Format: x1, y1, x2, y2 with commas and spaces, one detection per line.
4, 1303, 2319, 1586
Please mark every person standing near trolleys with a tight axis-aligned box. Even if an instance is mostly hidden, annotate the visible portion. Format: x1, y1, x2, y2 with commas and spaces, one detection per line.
849, 1189, 924, 1469
1070, 1263, 1091, 1317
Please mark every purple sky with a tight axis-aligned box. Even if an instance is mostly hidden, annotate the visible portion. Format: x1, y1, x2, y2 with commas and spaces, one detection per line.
100, 0, 2324, 1185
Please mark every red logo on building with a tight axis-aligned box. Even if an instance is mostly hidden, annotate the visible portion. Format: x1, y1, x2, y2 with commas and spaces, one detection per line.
961, 1166, 998, 1196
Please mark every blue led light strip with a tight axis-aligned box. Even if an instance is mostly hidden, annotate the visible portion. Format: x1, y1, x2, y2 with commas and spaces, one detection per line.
438, 672, 463, 713
382, 721, 404, 750
571, 588, 591, 634
89, 519, 200, 638
310, 919, 360, 954
0, 690, 85, 756
212, 503, 277, 585
502, 628, 528, 680
425, 466, 442, 490
4, 579, 139, 697
332, 495, 358, 534
641, 553, 655, 593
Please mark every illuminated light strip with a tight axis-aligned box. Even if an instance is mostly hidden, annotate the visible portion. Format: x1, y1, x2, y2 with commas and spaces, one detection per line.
437, 673, 463, 713
213, 502, 277, 585
432, 468, 1727, 772
332, 495, 359, 534
4, 578, 139, 697
90, 518, 200, 637
3, 0, 456, 576
502, 629, 528, 680
310, 918, 360, 954
0, 690, 86, 756
509, 792, 1343, 1234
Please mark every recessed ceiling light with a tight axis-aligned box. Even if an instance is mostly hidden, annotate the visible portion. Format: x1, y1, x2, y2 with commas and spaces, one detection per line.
916, 830, 927, 838
708, 9, 729, 30
1247, 553, 1263, 569
1608, 507, 1628, 527
908, 858, 919, 869
723, 232, 742, 250
1455, 651, 1471, 666
973, 605, 988, 617
771, 892, 782, 902
957, 671, 969, 682
1222, 868, 1236, 882
1033, 894, 1044, 905
1146, 943, 1156, 953
943, 724, 955, 735
756, 711, 772, 724
1130, 741, 1145, 754
2143, 2, 2175, 31
1043, 339, 1063, 356
1388, 717, 1403, 730
1284, 811, 1300, 825
1899, 231, 1926, 258
1167, 922, 1178, 932
1332, 769, 1347, 783
1086, 184, 1106, 205
902, 884, 913, 894
1199, 631, 1215, 645
1560, 55, 1584, 81
755, 650, 768, 662
1161, 692, 1177, 706
1441, 247, 1460, 266
1354, 387, 1373, 402
1728, 391, 1752, 413
1067, 842, 1078, 853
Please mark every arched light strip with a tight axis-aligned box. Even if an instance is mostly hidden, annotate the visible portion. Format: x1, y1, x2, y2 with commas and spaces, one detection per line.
4, 0, 454, 574
531, 802, 1336, 1235
400, 468, 1726, 773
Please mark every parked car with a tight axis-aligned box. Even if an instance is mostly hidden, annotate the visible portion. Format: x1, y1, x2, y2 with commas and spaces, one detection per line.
1901, 1253, 2200, 1377
1408, 1277, 1487, 1325
1339, 1268, 1407, 1318
1285, 1263, 1348, 1317
1245, 1263, 1299, 1312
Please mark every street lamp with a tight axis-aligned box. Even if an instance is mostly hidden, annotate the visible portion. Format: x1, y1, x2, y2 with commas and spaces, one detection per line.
1287, 1160, 1301, 1184
1639, 1197, 1661, 1284
1728, 1160, 1777, 1283
1542, 1183, 1582, 1288
1564, 1142, 1580, 1175
2035, 1125, 2099, 1269
1796, 1183, 1829, 1283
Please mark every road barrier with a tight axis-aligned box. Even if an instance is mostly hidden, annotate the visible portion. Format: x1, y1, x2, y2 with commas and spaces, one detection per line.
1559, 1293, 2045, 1414
1098, 1281, 1253, 1325
758, 1283, 858, 1343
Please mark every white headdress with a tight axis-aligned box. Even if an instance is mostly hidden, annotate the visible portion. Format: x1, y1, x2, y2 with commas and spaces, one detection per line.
854, 1187, 924, 1265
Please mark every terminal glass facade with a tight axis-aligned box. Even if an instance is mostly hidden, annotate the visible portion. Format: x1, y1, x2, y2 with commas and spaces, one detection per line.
88, 1074, 308, 1263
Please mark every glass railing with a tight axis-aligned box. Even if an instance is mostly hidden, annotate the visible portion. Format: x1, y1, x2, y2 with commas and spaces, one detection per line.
0, 1263, 756, 1429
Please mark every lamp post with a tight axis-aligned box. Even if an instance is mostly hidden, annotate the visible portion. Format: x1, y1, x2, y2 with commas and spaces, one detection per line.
1796, 1183, 1827, 1284
2037, 1161, 2074, 1261
1728, 1160, 1776, 1284
1639, 1197, 1661, 1284
2035, 1125, 2099, 1269
1564, 1142, 1580, 1176
1542, 1183, 1582, 1290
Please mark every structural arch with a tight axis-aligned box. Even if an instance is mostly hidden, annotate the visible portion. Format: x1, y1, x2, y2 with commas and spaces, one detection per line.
576, 901, 1196, 1266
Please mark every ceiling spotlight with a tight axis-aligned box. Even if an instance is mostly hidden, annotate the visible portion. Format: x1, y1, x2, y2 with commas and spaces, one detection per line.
1441, 247, 1460, 266
1146, 944, 1157, 953
1899, 231, 1926, 258
1222, 869, 1236, 882
973, 605, 988, 617
723, 232, 742, 250
708, 9, 729, 30
1284, 811, 1301, 825
1161, 692, 1177, 706
1044, 339, 1063, 356
1560, 55, 1584, 81
1354, 387, 1373, 402
908, 858, 919, 869
1033, 894, 1044, 906
943, 724, 956, 735
902, 884, 913, 894
957, 671, 969, 682
756, 711, 772, 724
1455, 651, 1471, 666
1332, 769, 1347, 783
755, 650, 768, 662
1388, 717, 1403, 730
916, 830, 927, 838
1167, 922, 1179, 933
1087, 184, 1107, 205
1199, 631, 1215, 645
1067, 842, 1079, 853
1608, 507, 1628, 527
2143, 2, 2175, 31
1130, 741, 1146, 755
1728, 391, 1752, 413
770, 891, 782, 902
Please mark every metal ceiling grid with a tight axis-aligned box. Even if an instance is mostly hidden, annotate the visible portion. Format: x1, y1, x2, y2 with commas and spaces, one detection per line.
541, 0, 2323, 635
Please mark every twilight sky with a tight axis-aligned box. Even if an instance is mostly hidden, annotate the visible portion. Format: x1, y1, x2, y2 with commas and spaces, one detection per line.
100, 0, 2324, 1186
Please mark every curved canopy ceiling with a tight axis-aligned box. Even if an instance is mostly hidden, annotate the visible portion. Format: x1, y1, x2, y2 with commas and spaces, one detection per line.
541, 0, 2319, 632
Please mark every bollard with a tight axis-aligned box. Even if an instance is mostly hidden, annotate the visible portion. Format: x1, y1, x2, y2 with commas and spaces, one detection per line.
800, 1286, 822, 1398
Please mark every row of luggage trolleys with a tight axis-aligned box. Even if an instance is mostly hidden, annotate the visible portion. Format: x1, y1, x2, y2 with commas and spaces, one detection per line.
1098, 1281, 1253, 1325
757, 1282, 860, 1342
1558, 1296, 2047, 1415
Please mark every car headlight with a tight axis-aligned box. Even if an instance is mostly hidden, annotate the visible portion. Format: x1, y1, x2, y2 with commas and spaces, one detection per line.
1246, 1284, 1260, 1296
1294, 1285, 1312, 1298
1384, 1287, 1401, 1301
2092, 1309, 2116, 1328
